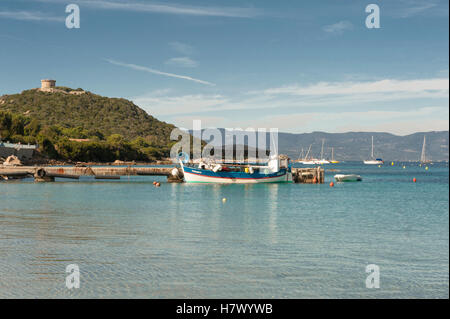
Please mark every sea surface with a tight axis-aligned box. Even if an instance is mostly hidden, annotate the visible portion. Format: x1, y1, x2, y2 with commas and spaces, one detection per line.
0, 162, 448, 298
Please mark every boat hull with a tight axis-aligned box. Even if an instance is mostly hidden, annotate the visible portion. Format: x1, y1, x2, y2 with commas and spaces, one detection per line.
364, 160, 383, 165
334, 174, 362, 182
182, 166, 289, 183
300, 159, 330, 165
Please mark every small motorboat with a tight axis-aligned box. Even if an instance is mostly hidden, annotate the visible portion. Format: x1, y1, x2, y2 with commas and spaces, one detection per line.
334, 174, 362, 182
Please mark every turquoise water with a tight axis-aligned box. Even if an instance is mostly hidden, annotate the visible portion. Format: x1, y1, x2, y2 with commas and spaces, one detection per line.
0, 162, 448, 298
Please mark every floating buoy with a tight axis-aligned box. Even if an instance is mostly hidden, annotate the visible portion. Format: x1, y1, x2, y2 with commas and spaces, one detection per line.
413, 178, 417, 183
378, 165, 381, 168
391, 162, 394, 166
155, 182, 161, 187
403, 166, 406, 169
425, 166, 429, 170
222, 198, 227, 203
329, 182, 334, 187
153, 181, 157, 185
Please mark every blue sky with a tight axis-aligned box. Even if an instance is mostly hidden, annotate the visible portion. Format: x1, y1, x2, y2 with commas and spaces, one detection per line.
0, 0, 448, 134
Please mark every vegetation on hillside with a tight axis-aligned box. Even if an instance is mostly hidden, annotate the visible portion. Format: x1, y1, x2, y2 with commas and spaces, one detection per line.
0, 88, 179, 162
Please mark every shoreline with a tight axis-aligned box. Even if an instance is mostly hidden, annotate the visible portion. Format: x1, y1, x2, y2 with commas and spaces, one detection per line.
19, 158, 175, 167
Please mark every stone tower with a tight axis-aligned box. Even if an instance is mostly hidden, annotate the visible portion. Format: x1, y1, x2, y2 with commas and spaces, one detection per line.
41, 79, 56, 90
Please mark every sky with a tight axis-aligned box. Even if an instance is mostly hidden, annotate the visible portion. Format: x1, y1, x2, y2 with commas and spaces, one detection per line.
0, 0, 448, 135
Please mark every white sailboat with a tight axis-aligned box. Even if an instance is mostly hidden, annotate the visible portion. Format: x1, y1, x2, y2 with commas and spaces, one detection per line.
299, 144, 318, 164
316, 139, 330, 164
330, 147, 340, 164
420, 135, 431, 163
363, 136, 383, 165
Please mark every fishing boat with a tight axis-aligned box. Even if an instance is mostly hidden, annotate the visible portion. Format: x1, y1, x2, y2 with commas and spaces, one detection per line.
334, 174, 362, 182
179, 154, 290, 183
363, 136, 383, 165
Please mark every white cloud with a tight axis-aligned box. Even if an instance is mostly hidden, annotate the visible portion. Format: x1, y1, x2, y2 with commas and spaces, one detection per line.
169, 42, 194, 55
131, 77, 449, 116
131, 77, 449, 134
35, 0, 262, 18
105, 58, 214, 86
322, 21, 353, 34
438, 69, 449, 77
395, 1, 437, 18
170, 115, 227, 130
260, 78, 449, 97
132, 92, 226, 116
195, 107, 449, 135
386, 0, 448, 18
165, 57, 198, 68
0, 11, 64, 22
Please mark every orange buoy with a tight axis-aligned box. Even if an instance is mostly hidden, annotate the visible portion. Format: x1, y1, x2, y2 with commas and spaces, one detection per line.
329, 182, 334, 187
155, 182, 161, 187
413, 178, 417, 183
153, 181, 157, 185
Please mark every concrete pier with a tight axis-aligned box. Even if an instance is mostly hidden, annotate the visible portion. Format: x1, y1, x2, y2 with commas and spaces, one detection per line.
2, 165, 326, 184
0, 166, 184, 182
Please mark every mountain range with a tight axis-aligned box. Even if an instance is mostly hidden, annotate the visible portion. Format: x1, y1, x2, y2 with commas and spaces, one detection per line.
192, 129, 449, 161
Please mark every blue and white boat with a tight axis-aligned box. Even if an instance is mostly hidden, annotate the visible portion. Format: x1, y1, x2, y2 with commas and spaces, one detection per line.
179, 155, 290, 183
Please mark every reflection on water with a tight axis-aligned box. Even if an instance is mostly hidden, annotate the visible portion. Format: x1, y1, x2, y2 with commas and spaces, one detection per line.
0, 163, 448, 298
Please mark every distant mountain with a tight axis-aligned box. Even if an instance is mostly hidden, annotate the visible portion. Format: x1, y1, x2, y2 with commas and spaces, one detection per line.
277, 131, 449, 161
191, 129, 449, 161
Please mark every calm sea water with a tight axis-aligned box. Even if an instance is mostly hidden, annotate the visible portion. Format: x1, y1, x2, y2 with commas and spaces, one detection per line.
0, 162, 448, 298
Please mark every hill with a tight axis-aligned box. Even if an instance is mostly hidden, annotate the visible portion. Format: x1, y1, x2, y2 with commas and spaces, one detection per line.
0, 88, 174, 142
0, 87, 177, 162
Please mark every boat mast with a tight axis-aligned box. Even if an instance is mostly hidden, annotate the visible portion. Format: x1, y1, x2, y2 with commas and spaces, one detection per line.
371, 136, 374, 159
298, 148, 304, 161
321, 139, 325, 159
331, 147, 334, 161
421, 136, 426, 162
305, 144, 312, 160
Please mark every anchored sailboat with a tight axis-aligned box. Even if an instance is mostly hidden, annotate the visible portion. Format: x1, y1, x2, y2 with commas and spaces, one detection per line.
420, 135, 432, 163
330, 147, 340, 164
316, 139, 330, 164
363, 136, 383, 165
299, 140, 330, 165
298, 144, 318, 165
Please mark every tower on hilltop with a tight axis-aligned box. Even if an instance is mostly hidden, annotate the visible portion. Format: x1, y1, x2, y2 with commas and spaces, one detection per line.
41, 79, 56, 89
